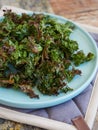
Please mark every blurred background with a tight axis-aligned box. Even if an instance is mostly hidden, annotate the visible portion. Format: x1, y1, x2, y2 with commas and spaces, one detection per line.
0, 0, 98, 27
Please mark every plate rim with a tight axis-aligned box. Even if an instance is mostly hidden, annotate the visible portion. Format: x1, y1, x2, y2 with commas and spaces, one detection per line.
0, 12, 98, 108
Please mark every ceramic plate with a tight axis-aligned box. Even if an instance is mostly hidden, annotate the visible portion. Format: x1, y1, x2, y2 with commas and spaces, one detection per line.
0, 12, 98, 108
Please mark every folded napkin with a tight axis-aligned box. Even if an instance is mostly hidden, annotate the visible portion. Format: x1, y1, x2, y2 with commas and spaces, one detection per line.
0, 6, 98, 130
0, 75, 94, 124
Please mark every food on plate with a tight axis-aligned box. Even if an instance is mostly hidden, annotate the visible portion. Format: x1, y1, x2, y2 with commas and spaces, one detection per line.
0, 10, 94, 98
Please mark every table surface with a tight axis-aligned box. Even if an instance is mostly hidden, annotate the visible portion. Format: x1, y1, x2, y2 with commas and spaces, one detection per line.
0, 0, 98, 130
50, 0, 98, 27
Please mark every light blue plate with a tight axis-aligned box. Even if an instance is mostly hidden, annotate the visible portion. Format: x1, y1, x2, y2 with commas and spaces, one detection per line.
0, 13, 98, 108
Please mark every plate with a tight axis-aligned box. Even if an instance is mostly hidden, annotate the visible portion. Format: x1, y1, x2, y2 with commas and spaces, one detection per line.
0, 12, 98, 108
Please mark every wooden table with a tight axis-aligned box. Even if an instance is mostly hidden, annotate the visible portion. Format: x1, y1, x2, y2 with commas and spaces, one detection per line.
50, 0, 98, 27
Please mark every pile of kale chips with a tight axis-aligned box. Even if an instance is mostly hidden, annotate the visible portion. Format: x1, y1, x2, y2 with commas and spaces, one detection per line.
0, 10, 94, 98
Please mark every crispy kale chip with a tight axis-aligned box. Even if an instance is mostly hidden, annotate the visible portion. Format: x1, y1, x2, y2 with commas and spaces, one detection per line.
0, 10, 94, 98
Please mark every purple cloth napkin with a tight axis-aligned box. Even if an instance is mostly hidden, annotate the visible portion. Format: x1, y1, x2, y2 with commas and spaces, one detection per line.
0, 33, 98, 124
